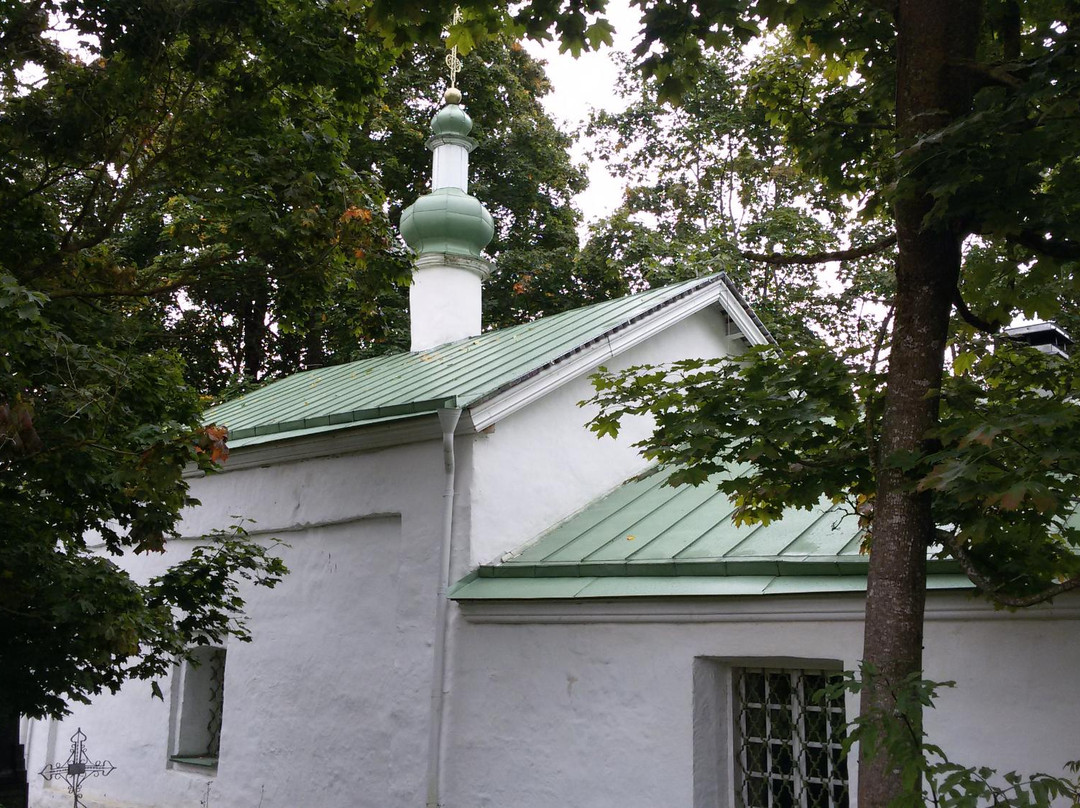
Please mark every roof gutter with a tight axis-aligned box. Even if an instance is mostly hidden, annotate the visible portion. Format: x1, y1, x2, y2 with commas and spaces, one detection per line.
426, 407, 461, 808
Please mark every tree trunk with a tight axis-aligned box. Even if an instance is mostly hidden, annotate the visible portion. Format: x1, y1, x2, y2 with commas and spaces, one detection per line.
0, 714, 28, 808
304, 312, 327, 370
857, 1, 982, 806
241, 282, 269, 381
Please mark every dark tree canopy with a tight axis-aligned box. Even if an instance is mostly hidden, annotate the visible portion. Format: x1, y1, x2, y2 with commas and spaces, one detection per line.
157, 33, 602, 395
0, 0, 401, 717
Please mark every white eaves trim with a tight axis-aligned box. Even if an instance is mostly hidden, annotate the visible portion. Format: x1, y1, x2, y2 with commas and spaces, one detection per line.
457, 591, 1080, 625
717, 277, 771, 346
183, 411, 450, 475
467, 279, 771, 432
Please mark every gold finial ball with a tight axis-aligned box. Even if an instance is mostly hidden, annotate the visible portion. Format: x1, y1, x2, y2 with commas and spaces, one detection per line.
443, 86, 462, 105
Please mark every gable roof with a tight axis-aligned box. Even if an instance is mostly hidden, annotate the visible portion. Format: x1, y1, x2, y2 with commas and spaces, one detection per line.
449, 466, 970, 600
209, 273, 769, 448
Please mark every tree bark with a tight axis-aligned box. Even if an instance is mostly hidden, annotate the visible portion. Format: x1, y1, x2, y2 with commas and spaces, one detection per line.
0, 714, 27, 808
857, 1, 982, 806
241, 282, 270, 381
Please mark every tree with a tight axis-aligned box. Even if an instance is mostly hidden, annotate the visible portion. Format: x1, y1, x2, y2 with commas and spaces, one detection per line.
579, 46, 896, 347
0, 0, 400, 720
155, 33, 602, 396
372, 2, 1080, 805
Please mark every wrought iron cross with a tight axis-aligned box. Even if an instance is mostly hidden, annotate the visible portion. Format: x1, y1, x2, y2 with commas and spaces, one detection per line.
446, 6, 464, 90
40, 728, 116, 808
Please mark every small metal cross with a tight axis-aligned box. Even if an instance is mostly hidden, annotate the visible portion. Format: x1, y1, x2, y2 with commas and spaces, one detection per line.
446, 6, 464, 89
40, 728, 116, 808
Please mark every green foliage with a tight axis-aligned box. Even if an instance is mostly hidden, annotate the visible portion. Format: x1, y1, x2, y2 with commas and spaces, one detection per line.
923, 341, 1080, 600
383, 0, 1080, 343
0, 269, 286, 718
833, 667, 1080, 808
0, 1, 388, 718
149, 33, 597, 392
586, 344, 878, 524
2, 0, 403, 398
585, 334, 1080, 602
577, 45, 895, 347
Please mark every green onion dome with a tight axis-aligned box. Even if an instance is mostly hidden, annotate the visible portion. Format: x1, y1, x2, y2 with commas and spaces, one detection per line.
399, 187, 494, 259
431, 103, 473, 138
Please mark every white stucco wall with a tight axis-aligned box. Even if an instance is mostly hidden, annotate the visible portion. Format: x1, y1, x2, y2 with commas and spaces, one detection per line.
26, 439, 452, 808
24, 299, 741, 808
443, 593, 1080, 808
467, 305, 737, 566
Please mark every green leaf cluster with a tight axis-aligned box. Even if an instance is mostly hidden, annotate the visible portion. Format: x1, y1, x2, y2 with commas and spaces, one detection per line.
586, 344, 878, 524
586, 331, 1080, 604
145, 33, 599, 392
836, 667, 1080, 808
0, 270, 286, 718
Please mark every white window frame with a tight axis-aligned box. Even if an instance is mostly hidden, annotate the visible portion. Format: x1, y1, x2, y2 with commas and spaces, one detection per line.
167, 646, 227, 771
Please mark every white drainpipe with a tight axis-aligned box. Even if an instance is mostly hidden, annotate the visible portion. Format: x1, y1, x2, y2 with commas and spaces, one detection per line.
426, 407, 462, 808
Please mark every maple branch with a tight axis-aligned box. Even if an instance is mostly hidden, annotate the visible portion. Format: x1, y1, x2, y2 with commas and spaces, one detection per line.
952, 288, 1002, 333
941, 530, 1080, 607
740, 233, 897, 266
950, 59, 1024, 90
1009, 230, 1080, 261
48, 274, 196, 300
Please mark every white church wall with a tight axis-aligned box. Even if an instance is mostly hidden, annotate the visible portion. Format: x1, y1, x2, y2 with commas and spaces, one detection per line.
444, 592, 1080, 808
467, 305, 738, 567
26, 438, 452, 808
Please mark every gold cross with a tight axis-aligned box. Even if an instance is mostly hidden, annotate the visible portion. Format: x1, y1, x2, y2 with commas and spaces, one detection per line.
446, 6, 463, 90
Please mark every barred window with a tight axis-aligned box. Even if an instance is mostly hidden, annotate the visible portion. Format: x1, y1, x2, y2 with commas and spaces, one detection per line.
734, 668, 849, 808
170, 647, 226, 768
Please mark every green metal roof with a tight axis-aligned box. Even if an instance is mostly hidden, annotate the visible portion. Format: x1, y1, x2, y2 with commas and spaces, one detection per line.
208, 274, 747, 448
450, 466, 972, 600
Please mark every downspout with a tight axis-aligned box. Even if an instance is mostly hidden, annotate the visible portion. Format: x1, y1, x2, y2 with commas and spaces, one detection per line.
426, 407, 462, 808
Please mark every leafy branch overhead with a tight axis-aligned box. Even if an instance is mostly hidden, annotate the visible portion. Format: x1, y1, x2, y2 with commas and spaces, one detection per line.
0, 0, 375, 719
586, 346, 877, 525
0, 268, 288, 718
586, 336, 1080, 606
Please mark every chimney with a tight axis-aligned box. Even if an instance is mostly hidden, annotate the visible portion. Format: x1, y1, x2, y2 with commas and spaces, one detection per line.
399, 88, 494, 352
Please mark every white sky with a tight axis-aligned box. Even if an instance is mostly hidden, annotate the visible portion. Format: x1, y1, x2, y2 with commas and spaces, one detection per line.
521, 0, 642, 230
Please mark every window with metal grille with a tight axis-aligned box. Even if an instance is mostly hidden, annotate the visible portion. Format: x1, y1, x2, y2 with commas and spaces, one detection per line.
734, 668, 849, 808
170, 647, 226, 768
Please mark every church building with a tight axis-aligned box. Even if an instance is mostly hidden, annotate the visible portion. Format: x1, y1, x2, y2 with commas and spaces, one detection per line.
22, 81, 1080, 808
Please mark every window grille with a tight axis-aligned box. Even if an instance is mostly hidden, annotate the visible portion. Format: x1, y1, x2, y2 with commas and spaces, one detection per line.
734, 668, 849, 808
203, 647, 225, 757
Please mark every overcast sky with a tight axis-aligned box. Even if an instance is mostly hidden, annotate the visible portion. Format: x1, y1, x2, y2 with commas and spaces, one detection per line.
521, 0, 642, 231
